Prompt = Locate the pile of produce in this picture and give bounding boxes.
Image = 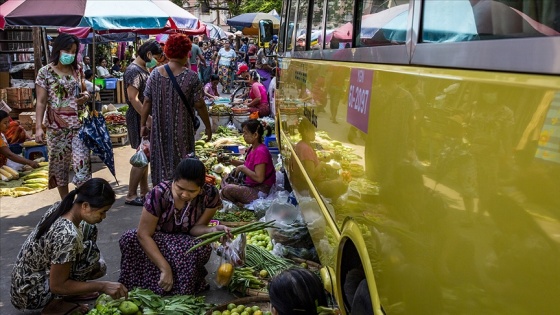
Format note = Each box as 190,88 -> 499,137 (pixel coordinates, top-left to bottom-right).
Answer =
227,266 -> 267,296
187,221 -> 276,254
246,230 -> 272,251
209,104 -> 232,116
87,288 -> 212,315
244,244 -> 294,278
210,302 -> 271,315
0,161 -> 49,197
213,210 -> 255,223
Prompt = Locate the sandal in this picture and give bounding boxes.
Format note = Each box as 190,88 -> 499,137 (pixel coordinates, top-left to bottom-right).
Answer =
125,196 -> 144,206
41,299 -> 89,315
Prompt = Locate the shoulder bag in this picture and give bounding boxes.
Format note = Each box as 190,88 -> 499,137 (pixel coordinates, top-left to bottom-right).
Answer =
163,64 -> 201,130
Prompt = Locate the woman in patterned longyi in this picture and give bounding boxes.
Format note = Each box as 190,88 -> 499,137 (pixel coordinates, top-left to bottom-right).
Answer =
10,178 -> 127,313
118,158 -> 230,295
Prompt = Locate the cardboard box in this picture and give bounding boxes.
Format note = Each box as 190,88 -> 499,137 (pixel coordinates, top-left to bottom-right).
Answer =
18,111 -> 36,131
0,72 -> 10,88
6,87 -> 33,109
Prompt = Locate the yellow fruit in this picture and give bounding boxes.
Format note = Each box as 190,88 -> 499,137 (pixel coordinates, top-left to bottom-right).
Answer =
0,168 -> 13,180
216,262 -> 234,286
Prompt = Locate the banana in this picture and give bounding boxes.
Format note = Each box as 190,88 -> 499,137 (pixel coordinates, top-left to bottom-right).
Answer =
24,183 -> 47,189
38,162 -> 49,167
22,171 -> 48,180
2,166 -> 19,179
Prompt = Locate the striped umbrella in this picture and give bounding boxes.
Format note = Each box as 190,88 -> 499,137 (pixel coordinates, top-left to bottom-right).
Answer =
0,0 -> 200,31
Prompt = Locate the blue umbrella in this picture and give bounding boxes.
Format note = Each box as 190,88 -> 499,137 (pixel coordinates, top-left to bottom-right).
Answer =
79,112 -> 118,184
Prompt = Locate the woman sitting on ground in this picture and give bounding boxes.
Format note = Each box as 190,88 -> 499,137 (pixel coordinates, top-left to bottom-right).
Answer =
119,158 -> 230,295
203,74 -> 221,103
239,69 -> 270,117
10,178 -> 127,314
220,119 -> 276,205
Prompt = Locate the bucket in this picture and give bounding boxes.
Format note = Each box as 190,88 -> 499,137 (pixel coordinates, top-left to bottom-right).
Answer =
232,113 -> 250,132
210,114 -> 231,132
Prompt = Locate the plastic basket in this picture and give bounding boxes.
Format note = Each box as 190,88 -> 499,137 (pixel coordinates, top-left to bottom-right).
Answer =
94,78 -> 105,89
105,78 -> 117,90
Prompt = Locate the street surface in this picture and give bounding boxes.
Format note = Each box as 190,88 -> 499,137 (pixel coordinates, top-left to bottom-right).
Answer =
0,144 -> 235,314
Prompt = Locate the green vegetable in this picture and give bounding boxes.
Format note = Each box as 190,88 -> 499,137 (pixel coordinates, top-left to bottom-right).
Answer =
245,244 -> 295,277
186,221 -> 276,254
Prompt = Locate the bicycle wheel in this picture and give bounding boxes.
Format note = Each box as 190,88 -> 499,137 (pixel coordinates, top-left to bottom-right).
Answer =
231,85 -> 251,101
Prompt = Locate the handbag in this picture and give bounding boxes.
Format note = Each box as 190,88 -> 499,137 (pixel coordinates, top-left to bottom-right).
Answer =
164,64 -> 201,130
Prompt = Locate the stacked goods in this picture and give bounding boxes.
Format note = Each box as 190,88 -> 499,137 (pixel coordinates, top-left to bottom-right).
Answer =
6,87 -> 33,109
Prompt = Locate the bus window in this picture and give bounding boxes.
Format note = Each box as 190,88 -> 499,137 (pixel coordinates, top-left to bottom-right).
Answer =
326,0 -> 355,49
358,3 -> 409,47
286,0 -> 298,51
278,0 -> 289,52
310,0 -> 326,50
422,0 -> 560,43
295,0 -> 309,51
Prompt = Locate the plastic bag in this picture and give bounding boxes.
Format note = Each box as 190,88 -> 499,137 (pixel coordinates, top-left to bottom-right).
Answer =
214,234 -> 246,267
215,246 -> 235,288
265,201 -> 314,249
129,141 -> 149,168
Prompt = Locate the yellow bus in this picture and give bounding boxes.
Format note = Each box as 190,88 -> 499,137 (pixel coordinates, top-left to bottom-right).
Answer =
271,0 -> 560,314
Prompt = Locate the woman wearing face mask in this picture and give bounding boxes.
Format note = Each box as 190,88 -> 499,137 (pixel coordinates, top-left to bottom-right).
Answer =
124,40 -> 163,206
119,158 -> 230,295
35,32 -> 92,199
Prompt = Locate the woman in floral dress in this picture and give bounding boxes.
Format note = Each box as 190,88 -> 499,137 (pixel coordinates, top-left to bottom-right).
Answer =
119,158 -> 229,295
140,33 -> 212,186
214,41 -> 237,93
35,33 -> 92,199
11,178 -> 127,313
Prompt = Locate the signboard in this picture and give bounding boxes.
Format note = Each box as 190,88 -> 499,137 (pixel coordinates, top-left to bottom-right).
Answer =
346,69 -> 373,133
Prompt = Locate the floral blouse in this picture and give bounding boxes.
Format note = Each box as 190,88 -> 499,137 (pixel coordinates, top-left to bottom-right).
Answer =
35,64 -> 84,130
144,181 -> 222,234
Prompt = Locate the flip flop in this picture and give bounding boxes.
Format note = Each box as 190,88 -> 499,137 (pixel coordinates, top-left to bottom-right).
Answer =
125,196 -> 144,206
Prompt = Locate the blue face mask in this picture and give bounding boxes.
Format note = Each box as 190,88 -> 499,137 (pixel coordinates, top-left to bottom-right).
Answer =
145,57 -> 157,69
59,52 -> 75,65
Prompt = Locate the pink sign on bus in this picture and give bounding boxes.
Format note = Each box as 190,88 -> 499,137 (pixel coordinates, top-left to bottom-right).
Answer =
346,68 -> 374,133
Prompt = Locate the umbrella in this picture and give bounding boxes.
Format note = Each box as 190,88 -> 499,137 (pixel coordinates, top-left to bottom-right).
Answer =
226,12 -> 279,35
79,111 -> 118,184
332,22 -> 353,42
204,22 -> 227,39
0,0 -> 200,31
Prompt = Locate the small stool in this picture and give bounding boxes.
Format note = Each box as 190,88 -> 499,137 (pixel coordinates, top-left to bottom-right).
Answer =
23,145 -> 49,162
264,135 -> 278,154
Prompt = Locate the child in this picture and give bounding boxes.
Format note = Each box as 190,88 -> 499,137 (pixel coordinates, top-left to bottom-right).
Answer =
0,110 -> 40,169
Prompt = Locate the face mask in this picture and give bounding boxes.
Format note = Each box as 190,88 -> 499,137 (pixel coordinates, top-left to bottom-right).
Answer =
146,58 -> 157,68
59,52 -> 75,65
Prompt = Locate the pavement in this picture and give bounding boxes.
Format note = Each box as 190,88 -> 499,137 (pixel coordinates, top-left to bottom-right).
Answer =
0,142 -> 236,314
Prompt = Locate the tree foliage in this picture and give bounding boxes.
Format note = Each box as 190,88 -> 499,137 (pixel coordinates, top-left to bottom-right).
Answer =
239,0 -> 281,15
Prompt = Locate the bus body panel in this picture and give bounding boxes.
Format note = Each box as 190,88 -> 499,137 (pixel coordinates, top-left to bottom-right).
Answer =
277,57 -> 560,313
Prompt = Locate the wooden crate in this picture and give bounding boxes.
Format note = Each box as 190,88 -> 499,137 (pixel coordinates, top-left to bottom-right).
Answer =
110,133 -> 128,146
6,87 -> 33,109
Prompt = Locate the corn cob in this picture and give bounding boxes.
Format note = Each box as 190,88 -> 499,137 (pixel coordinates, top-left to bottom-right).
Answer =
22,171 -> 48,180
24,178 -> 48,185
2,166 -> 19,179
38,162 -> 49,167
24,183 -> 47,189
0,168 -> 13,181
